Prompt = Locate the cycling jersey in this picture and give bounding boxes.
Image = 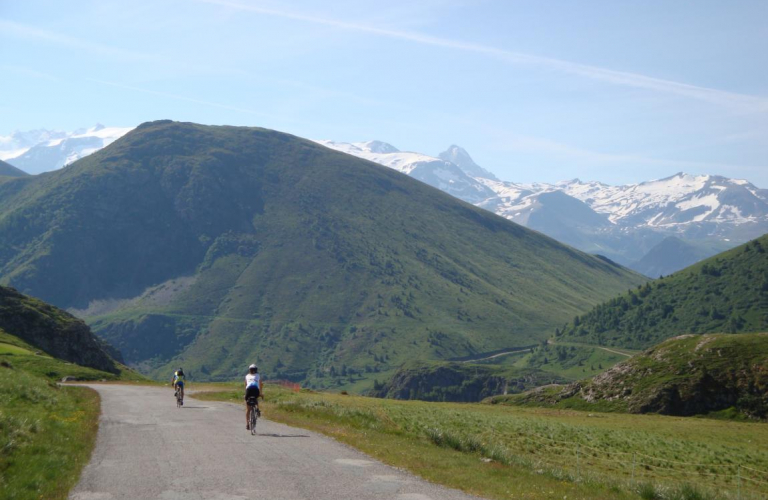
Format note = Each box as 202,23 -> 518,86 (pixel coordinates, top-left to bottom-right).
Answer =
245,373 -> 260,388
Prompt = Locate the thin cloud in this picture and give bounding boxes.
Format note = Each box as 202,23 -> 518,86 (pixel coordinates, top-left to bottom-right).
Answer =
0,64 -> 60,82
0,19 -> 155,62
199,0 -> 768,114
87,79 -> 274,117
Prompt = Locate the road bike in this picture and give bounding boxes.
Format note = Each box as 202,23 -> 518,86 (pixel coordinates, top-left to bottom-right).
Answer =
247,397 -> 259,434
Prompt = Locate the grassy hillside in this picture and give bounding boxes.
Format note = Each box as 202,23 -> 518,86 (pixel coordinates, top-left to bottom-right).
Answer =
368,360 -> 566,402
0,364 -> 100,500
491,333 -> 768,419
0,285 -> 119,373
197,384 -> 768,499
559,234 -> 768,349
0,120 -> 644,387
506,341 -> 636,380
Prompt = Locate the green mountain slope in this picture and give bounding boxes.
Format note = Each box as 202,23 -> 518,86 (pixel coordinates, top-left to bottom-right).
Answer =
0,285 -> 120,373
492,333 -> 768,418
0,159 -> 28,178
0,120 -> 645,386
559,234 -> 768,349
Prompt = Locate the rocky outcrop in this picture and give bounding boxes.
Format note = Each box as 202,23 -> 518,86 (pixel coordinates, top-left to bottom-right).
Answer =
512,334 -> 768,418
0,286 -> 119,373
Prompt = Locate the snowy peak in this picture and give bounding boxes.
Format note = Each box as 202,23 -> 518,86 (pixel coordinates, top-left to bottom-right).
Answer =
2,125 -> 134,174
439,145 -> 498,180
362,140 -> 399,154
315,139 -> 496,203
555,172 -> 768,227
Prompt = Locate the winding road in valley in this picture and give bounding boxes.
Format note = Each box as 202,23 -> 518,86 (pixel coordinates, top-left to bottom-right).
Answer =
69,385 -> 479,500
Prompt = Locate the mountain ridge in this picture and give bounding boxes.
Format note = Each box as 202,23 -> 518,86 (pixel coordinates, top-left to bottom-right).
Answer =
0,159 -> 28,177
7,126 -> 765,274
0,120 -> 644,387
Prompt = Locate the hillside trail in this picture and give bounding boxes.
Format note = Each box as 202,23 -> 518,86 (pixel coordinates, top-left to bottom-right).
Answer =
69,384 -> 480,500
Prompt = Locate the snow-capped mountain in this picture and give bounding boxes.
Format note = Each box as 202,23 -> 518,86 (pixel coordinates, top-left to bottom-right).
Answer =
3,125 -> 765,276
314,139 -> 768,274
555,175 -> 768,227
480,173 -> 768,232
438,145 -> 498,181
315,140 -> 496,203
1,125 -> 133,174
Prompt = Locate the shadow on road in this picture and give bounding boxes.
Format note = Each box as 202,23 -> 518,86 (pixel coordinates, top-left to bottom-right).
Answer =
257,433 -> 310,438
179,406 -> 210,409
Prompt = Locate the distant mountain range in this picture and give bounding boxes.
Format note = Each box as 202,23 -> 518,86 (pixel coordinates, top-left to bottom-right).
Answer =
0,125 -> 132,174
4,126 -> 766,274
318,140 -> 768,275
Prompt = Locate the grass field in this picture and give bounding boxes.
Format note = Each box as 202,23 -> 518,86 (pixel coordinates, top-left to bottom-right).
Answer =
196,384 -> 768,500
0,365 -> 100,500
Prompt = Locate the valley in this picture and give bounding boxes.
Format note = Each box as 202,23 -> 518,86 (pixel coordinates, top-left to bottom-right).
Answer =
4,4 -> 766,499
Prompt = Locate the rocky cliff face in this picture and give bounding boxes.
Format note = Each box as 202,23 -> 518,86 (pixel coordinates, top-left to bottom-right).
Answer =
0,286 -> 119,373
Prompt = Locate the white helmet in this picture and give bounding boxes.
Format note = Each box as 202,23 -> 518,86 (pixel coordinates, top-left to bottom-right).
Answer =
248,364 -> 257,370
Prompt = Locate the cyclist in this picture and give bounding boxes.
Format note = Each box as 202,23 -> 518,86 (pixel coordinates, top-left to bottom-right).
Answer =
171,367 -> 185,405
245,364 -> 263,429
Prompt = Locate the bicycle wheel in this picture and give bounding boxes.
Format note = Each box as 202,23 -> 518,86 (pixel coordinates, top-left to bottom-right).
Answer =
250,407 -> 257,435
177,390 -> 182,408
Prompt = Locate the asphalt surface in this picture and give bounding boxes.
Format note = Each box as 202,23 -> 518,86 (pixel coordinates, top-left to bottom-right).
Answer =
69,385 -> 481,500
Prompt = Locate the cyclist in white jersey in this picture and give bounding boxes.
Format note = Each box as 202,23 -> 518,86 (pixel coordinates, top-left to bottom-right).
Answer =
245,364 -> 263,429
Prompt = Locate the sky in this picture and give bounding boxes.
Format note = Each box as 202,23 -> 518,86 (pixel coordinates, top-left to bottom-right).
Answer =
1,0 -> 767,187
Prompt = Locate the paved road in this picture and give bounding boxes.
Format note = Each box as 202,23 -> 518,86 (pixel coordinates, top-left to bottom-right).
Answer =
70,385 -> 481,500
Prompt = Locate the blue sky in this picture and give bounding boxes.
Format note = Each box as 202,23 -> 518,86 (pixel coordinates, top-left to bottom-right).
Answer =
1,0 -> 767,186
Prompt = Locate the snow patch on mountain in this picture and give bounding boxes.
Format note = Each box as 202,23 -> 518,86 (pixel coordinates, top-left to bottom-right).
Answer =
2,125 -> 133,174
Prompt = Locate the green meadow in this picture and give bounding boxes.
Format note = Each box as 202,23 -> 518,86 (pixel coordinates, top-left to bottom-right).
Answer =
0,364 -> 100,500
197,384 -> 768,500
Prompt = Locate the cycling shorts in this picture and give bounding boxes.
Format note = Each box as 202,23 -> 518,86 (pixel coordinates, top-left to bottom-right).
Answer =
175,381 -> 185,388
245,386 -> 260,400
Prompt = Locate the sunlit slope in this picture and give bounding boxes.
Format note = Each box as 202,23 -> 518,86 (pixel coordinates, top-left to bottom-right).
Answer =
559,234 -> 768,349
0,120 -> 644,384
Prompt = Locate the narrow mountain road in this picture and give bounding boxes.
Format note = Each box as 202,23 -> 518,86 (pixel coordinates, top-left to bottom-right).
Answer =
69,385 -> 480,500
595,346 -> 632,358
